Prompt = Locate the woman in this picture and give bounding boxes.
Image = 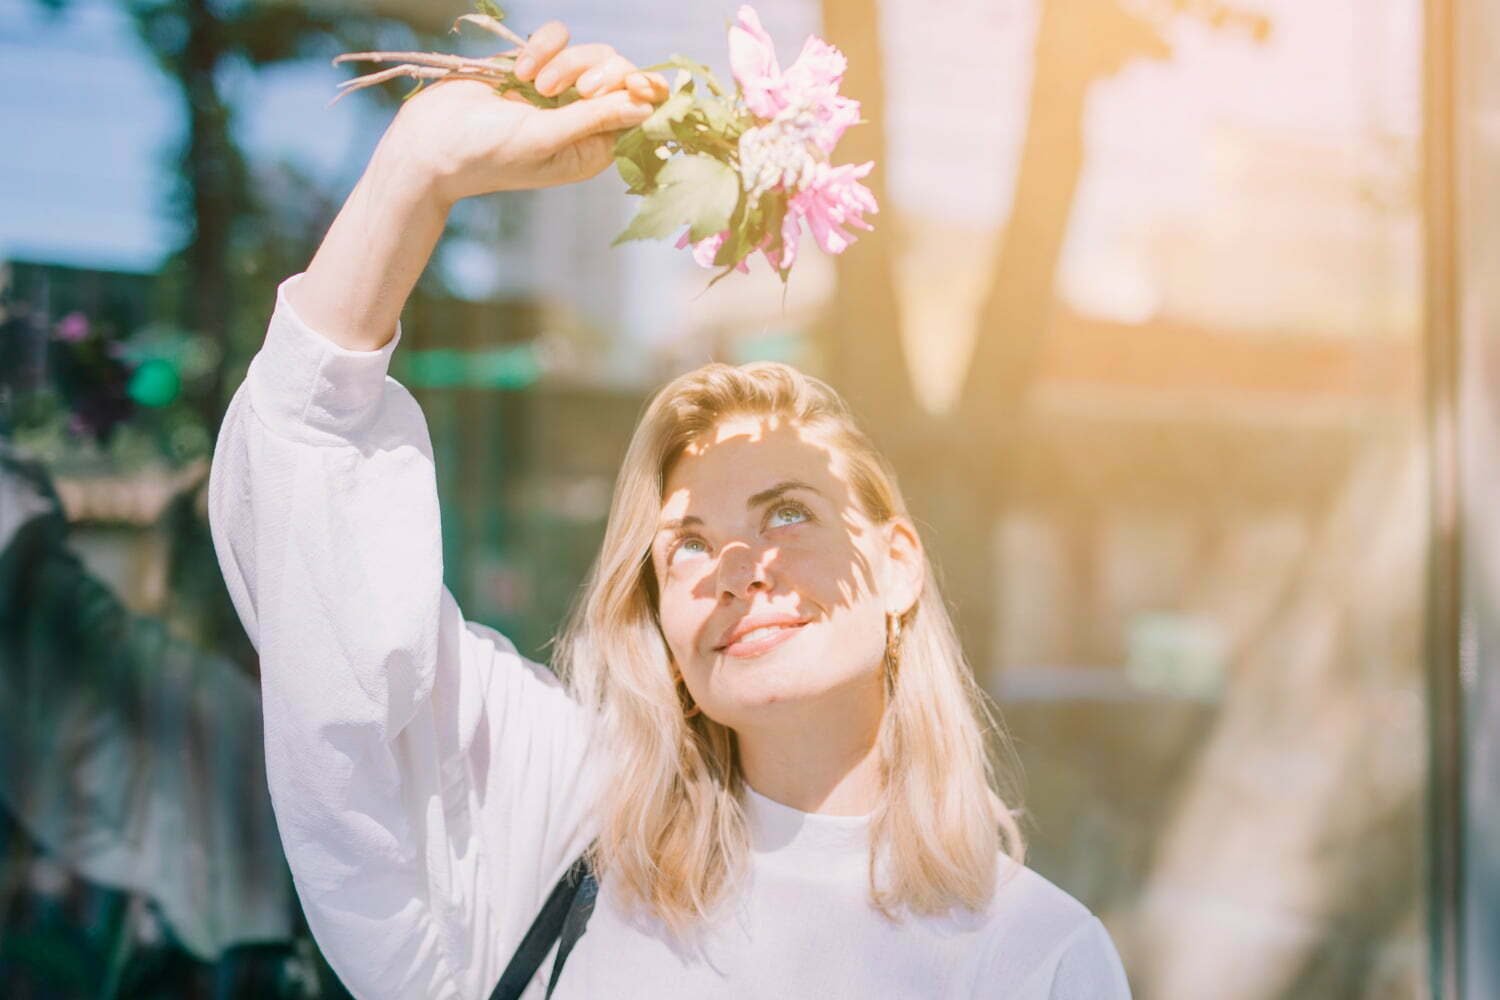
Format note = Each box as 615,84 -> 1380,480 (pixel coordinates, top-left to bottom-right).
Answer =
207,22 -> 1131,999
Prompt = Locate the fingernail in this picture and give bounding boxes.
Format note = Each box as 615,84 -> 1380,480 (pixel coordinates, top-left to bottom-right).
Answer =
535,68 -> 555,93
578,68 -> 602,94
515,55 -> 534,79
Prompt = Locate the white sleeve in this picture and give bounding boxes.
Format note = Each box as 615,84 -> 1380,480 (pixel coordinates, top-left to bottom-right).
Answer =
1044,917 -> 1132,999
207,272 -> 602,1000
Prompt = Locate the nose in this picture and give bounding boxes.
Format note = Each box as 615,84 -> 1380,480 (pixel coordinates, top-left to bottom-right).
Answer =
717,541 -> 771,601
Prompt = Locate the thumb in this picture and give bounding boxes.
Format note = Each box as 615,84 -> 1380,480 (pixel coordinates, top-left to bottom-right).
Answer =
537,90 -> 655,148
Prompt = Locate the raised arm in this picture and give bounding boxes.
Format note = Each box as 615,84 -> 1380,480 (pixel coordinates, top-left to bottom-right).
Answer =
288,20 -> 667,353
207,26 -> 664,1000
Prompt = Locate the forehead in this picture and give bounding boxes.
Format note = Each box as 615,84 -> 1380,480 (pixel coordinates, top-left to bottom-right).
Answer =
660,415 -> 849,517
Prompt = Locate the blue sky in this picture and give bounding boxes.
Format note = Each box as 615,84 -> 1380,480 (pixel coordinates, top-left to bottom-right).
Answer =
0,0 -> 380,272
1,0 -> 179,270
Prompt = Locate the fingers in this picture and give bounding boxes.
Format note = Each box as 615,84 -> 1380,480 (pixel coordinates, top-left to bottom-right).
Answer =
513,20 -> 568,82
513,20 -> 665,103
533,42 -> 617,97
626,71 -> 671,104
576,54 -> 637,98
538,89 -> 656,147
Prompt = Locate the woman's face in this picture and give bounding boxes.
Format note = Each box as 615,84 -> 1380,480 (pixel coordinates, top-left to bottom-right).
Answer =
649,414 -> 922,729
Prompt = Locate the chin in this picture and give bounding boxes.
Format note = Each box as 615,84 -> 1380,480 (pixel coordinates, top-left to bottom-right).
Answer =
709,663 -> 880,722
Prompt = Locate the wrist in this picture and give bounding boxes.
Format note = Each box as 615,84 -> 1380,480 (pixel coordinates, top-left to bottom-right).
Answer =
291,137 -> 453,353
368,123 -> 461,215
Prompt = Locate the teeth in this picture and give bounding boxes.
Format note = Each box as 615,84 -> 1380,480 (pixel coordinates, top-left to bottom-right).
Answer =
736,624 -> 798,645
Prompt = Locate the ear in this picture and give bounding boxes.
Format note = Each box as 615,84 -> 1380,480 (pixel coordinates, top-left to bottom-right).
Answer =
880,517 -> 925,617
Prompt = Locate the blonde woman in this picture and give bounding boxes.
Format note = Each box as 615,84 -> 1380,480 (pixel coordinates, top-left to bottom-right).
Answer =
208,22 -> 1130,1000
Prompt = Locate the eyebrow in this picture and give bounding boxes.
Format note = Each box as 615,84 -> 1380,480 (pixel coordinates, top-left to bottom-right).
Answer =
656,480 -> 823,536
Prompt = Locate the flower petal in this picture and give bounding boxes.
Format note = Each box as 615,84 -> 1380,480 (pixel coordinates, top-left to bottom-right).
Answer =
784,36 -> 847,95
678,227 -> 742,271
729,6 -> 785,119
762,201 -> 803,273
789,160 -> 878,256
811,94 -> 862,154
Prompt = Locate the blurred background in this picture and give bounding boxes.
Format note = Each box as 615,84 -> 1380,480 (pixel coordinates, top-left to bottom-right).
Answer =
0,0 -> 1492,996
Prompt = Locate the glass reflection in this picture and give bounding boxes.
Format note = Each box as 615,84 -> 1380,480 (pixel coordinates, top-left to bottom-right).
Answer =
0,0 -> 1438,995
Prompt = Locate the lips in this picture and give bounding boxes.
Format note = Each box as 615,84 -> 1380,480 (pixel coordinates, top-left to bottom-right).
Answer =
717,622 -> 807,658
714,614 -> 811,653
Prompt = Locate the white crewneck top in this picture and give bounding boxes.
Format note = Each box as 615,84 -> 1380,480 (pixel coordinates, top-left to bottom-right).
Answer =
207,273 -> 1132,999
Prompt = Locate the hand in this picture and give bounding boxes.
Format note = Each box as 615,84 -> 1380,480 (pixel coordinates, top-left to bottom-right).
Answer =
380,21 -> 670,207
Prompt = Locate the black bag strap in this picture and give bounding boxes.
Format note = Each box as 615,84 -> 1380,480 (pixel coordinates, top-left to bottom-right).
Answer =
488,847 -> 598,1000
545,857 -> 599,997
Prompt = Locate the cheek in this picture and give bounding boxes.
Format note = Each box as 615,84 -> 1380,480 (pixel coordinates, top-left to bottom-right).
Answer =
816,595 -> 887,664
783,535 -> 876,602
656,567 -> 717,655
792,539 -> 889,659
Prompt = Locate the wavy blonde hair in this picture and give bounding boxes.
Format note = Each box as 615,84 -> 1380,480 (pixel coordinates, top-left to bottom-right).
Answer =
553,361 -> 1025,938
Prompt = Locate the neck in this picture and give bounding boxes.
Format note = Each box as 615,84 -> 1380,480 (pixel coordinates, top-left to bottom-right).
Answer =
734,678 -> 885,816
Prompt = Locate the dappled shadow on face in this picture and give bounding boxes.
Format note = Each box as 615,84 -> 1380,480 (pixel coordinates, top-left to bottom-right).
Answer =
649,413 -> 888,676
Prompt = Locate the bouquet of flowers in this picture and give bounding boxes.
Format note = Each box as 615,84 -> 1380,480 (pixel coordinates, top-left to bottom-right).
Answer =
334,2 -> 877,284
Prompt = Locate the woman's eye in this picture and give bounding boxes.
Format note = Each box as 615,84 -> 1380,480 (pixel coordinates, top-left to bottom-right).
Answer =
674,537 -> 709,560
767,503 -> 810,528
669,504 -> 809,563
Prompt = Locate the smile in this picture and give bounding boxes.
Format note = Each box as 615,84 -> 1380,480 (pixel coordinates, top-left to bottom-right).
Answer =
718,622 -> 806,658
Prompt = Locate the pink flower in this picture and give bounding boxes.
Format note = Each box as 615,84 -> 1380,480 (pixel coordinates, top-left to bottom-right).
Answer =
728,5 -> 859,148
781,38 -> 860,151
782,36 -> 846,95
807,89 -> 862,155
675,7 -> 876,279
787,160 -> 877,256
762,203 -> 804,272
676,229 -> 750,273
54,311 -> 89,343
679,160 -> 878,274
728,7 -> 783,119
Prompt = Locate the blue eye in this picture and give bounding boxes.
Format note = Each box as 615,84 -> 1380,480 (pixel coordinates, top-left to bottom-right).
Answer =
767,502 -> 810,528
673,536 -> 709,560
668,502 -> 811,564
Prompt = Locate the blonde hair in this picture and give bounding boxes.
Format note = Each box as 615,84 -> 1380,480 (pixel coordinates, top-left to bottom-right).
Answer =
553,361 -> 1025,937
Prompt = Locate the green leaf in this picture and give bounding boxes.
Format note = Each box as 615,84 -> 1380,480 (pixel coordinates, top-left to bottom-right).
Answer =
764,193 -> 795,283
493,77 -> 575,108
714,193 -> 755,268
613,125 -> 653,162
612,126 -> 667,192
705,263 -> 744,290
474,0 -> 507,20
756,188 -> 788,259
614,154 -> 741,245
696,94 -> 739,135
641,90 -> 693,140
615,155 -> 647,191
644,54 -> 728,97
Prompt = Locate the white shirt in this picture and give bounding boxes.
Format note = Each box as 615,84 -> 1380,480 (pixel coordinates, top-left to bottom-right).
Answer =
207,272 -> 1133,999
